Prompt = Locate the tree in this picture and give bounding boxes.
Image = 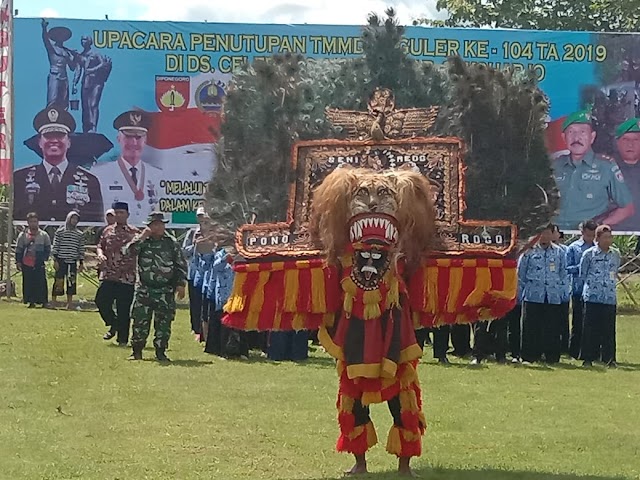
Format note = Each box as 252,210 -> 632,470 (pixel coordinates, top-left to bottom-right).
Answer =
207,8 -> 557,240
440,58 -> 558,233
206,9 -> 449,233
417,0 -> 640,32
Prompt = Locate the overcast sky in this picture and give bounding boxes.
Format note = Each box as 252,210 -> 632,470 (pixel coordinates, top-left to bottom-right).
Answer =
16,0 -> 443,25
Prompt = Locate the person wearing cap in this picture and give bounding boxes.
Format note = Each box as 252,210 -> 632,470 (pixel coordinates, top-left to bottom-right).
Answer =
95,208 -> 116,244
125,211 -> 187,362
95,202 -> 140,345
613,118 -> 640,232
553,108 -> 634,230
181,206 -> 210,339
92,110 -> 163,227
13,106 -> 104,222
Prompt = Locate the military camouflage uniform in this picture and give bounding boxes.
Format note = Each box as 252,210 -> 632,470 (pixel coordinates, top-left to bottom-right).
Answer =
126,230 -> 187,353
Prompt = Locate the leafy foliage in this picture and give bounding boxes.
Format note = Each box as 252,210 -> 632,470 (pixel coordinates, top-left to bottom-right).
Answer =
416,0 -> 640,32
440,57 -> 559,235
207,8 -> 557,239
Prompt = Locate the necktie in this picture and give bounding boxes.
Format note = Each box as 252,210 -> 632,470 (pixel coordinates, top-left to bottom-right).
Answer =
50,166 -> 61,189
130,167 -> 138,186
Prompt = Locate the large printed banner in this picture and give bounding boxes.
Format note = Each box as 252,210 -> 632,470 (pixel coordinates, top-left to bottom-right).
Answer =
0,1 -> 11,186
11,18 -> 640,231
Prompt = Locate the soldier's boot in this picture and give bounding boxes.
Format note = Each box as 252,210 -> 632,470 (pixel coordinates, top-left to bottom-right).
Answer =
155,348 -> 171,363
128,346 -> 143,361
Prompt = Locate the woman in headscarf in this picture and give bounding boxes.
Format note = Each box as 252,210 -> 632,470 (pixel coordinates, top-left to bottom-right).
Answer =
15,212 -> 51,308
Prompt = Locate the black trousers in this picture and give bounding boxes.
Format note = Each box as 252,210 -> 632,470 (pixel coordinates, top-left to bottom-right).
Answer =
95,280 -> 135,344
582,302 -> 616,364
569,296 -> 584,359
22,264 -> 48,305
204,303 -> 249,358
267,330 -> 309,361
187,281 -> 203,334
505,304 -> 522,358
433,324 -> 472,358
451,324 -> 472,356
415,328 -> 430,350
472,318 -> 508,361
522,301 -> 562,363
52,261 -> 78,296
353,395 -> 403,428
559,302 -> 570,354
432,325 -> 450,359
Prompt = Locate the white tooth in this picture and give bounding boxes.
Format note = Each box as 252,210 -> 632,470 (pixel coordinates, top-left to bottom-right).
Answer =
374,218 -> 380,227
357,222 -> 362,238
382,219 -> 389,229
386,225 -> 392,239
350,225 -> 355,241
367,218 -> 373,227
393,229 -> 398,240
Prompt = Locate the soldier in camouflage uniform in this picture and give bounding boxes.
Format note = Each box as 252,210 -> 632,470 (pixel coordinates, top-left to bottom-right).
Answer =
125,211 -> 187,362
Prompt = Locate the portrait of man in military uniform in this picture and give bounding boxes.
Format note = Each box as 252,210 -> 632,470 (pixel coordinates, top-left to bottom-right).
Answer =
613,118 -> 640,232
91,111 -> 163,227
13,106 -> 104,222
553,109 -> 634,230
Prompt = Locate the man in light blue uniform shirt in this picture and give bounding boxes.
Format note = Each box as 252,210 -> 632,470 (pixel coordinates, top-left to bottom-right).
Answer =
517,223 -> 568,364
552,226 -> 571,354
579,225 -> 620,368
181,207 -> 208,338
565,220 -> 597,359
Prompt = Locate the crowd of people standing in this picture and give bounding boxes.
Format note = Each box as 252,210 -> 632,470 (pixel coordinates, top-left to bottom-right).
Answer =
14,208 -> 624,368
423,221 -> 621,368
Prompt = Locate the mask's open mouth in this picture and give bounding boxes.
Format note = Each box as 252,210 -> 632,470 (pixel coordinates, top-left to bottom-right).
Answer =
347,213 -> 398,290
349,213 -> 398,244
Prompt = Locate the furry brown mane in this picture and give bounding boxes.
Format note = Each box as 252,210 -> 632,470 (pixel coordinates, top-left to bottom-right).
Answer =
309,166 -> 435,266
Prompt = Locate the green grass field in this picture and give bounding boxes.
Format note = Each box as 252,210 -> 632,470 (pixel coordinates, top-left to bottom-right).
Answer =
0,299 -> 639,480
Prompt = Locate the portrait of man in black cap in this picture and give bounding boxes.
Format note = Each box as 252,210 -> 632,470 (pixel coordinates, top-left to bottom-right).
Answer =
13,106 -> 104,222
92,110 -> 163,226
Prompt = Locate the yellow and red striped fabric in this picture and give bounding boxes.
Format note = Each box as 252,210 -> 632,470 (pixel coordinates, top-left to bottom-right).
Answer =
224,259 -> 341,331
223,257 -> 517,331
408,258 -> 517,328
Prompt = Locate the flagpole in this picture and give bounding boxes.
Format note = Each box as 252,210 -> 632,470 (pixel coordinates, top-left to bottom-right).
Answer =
2,0 -> 13,297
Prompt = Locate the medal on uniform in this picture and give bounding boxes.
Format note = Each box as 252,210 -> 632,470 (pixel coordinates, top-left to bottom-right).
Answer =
146,181 -> 157,206
67,172 -> 90,206
118,158 -> 145,202
25,167 -> 40,205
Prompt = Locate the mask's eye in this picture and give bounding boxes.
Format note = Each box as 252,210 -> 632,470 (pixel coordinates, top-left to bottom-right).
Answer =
357,187 -> 369,197
371,252 -> 382,260
360,251 -> 371,259
377,186 -> 390,196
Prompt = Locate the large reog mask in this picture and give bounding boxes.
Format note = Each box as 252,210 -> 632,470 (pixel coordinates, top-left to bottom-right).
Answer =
309,166 -> 436,270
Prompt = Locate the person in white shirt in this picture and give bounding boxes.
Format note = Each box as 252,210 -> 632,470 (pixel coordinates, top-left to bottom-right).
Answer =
92,110 -> 163,227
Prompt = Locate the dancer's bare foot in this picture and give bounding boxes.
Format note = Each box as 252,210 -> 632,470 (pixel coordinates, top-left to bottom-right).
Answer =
344,454 -> 367,475
398,457 -> 416,477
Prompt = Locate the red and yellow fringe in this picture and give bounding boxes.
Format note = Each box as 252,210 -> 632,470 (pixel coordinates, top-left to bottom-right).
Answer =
336,360 -> 425,457
223,257 -> 516,331
408,258 -> 517,328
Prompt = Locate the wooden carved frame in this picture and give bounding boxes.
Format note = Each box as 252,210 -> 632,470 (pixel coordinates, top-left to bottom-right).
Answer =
236,136 -> 516,259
